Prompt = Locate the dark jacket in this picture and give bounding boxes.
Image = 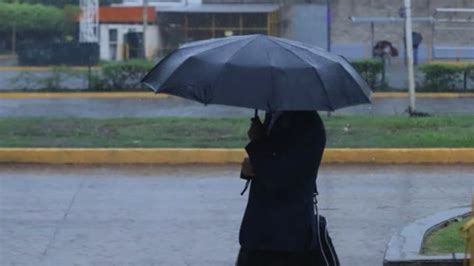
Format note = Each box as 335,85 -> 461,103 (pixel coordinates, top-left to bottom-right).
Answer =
239,111 -> 326,252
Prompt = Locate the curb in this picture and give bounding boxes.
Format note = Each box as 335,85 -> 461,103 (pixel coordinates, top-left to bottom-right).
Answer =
384,207 -> 471,266
0,148 -> 473,164
0,92 -> 473,99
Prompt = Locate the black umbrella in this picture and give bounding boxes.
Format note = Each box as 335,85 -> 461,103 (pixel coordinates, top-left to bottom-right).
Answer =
142,34 -> 371,112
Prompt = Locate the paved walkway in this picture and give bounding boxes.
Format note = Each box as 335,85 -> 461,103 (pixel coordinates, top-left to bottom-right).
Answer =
1,164 -> 472,265
1,97 -> 474,118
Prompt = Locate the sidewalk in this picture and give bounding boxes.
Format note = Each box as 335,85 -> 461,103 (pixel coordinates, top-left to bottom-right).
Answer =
1,164 -> 472,266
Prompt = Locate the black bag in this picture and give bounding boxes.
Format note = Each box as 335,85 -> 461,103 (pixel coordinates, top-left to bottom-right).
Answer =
312,193 -> 340,266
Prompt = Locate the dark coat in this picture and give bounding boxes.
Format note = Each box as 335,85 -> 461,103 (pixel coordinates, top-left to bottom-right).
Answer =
239,111 -> 326,252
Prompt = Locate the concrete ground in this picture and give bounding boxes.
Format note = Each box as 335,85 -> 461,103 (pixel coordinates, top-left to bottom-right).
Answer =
1,96 -> 474,118
1,164 -> 472,266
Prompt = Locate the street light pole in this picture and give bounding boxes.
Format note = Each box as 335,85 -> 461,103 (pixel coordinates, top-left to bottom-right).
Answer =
404,0 -> 416,114
143,0 -> 149,59
326,0 -> 331,52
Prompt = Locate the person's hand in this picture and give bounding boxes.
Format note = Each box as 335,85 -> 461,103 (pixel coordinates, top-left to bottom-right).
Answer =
241,157 -> 255,177
247,116 -> 265,141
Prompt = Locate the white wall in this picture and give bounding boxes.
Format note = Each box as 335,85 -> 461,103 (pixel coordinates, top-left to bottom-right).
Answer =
99,23 -> 160,61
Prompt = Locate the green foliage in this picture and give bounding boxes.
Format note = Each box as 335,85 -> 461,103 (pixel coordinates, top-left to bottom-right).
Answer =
91,60 -> 154,91
38,66 -> 81,91
63,4 -> 81,37
419,64 -> 465,91
9,66 -> 82,91
351,59 -> 384,90
8,61 -> 154,91
0,116 -> 473,148
423,217 -> 468,254
0,2 -> 65,33
419,63 -> 474,92
8,71 -> 38,90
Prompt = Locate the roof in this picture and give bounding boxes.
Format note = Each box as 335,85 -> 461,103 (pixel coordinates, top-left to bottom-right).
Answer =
99,7 -> 156,23
157,3 -> 281,14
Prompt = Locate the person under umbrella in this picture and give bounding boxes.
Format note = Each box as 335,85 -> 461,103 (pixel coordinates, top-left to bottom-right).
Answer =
237,111 -> 338,266
142,34 -> 370,266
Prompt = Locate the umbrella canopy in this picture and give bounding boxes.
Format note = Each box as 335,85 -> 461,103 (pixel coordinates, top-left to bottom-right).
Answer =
142,34 -> 371,112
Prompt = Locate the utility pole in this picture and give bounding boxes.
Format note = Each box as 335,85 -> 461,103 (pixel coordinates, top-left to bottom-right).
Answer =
326,0 -> 331,51
11,0 -> 18,54
143,0 -> 149,59
404,0 -> 416,114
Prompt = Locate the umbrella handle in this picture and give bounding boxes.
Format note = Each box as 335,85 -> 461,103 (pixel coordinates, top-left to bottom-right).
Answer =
254,109 -> 258,119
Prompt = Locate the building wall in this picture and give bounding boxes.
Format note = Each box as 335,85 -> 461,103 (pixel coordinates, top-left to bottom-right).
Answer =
330,0 -> 474,60
281,4 -> 328,49
99,24 -> 160,61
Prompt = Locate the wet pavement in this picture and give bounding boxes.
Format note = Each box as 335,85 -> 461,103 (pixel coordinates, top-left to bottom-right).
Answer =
1,164 -> 473,266
1,96 -> 474,118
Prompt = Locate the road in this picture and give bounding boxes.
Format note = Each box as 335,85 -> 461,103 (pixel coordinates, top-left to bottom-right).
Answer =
1,164 -> 473,265
1,96 -> 474,118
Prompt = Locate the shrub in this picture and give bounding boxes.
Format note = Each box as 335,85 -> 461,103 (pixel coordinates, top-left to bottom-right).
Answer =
9,65 -> 81,91
419,64 -> 464,91
90,60 -> 154,91
351,59 -> 384,90
38,66 -> 81,91
419,63 -> 474,92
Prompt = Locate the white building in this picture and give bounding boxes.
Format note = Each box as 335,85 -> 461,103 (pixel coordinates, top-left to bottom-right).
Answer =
98,6 -> 160,61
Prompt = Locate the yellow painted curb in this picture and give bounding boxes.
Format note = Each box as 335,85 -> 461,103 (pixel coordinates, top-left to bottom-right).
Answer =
0,92 -> 171,99
1,92 -> 473,99
0,148 -> 245,164
0,148 -> 473,164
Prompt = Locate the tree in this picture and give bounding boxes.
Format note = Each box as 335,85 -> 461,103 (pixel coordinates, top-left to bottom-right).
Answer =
0,2 -> 65,52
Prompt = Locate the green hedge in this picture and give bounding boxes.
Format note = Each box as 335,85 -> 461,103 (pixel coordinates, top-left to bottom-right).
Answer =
8,60 -> 154,91
419,63 -> 474,92
351,59 -> 384,90
9,65 -> 82,91
90,59 -> 154,91
0,2 -> 65,33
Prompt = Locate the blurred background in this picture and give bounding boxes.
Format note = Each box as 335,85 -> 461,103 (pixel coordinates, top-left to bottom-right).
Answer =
0,0 -> 473,92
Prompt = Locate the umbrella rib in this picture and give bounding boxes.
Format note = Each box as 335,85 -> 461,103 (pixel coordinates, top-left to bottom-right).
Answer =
274,38 -> 371,103
337,56 -> 372,103
179,35 -> 249,50
157,39 -> 250,91
273,37 -> 341,64
142,37 -> 246,85
211,35 -> 261,97
267,38 -> 335,111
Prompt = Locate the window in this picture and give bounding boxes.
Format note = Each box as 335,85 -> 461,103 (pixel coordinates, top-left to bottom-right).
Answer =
109,29 -> 118,43
109,29 -> 118,60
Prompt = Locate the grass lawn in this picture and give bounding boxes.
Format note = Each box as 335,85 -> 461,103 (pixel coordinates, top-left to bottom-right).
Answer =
423,217 -> 469,255
0,115 -> 473,148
